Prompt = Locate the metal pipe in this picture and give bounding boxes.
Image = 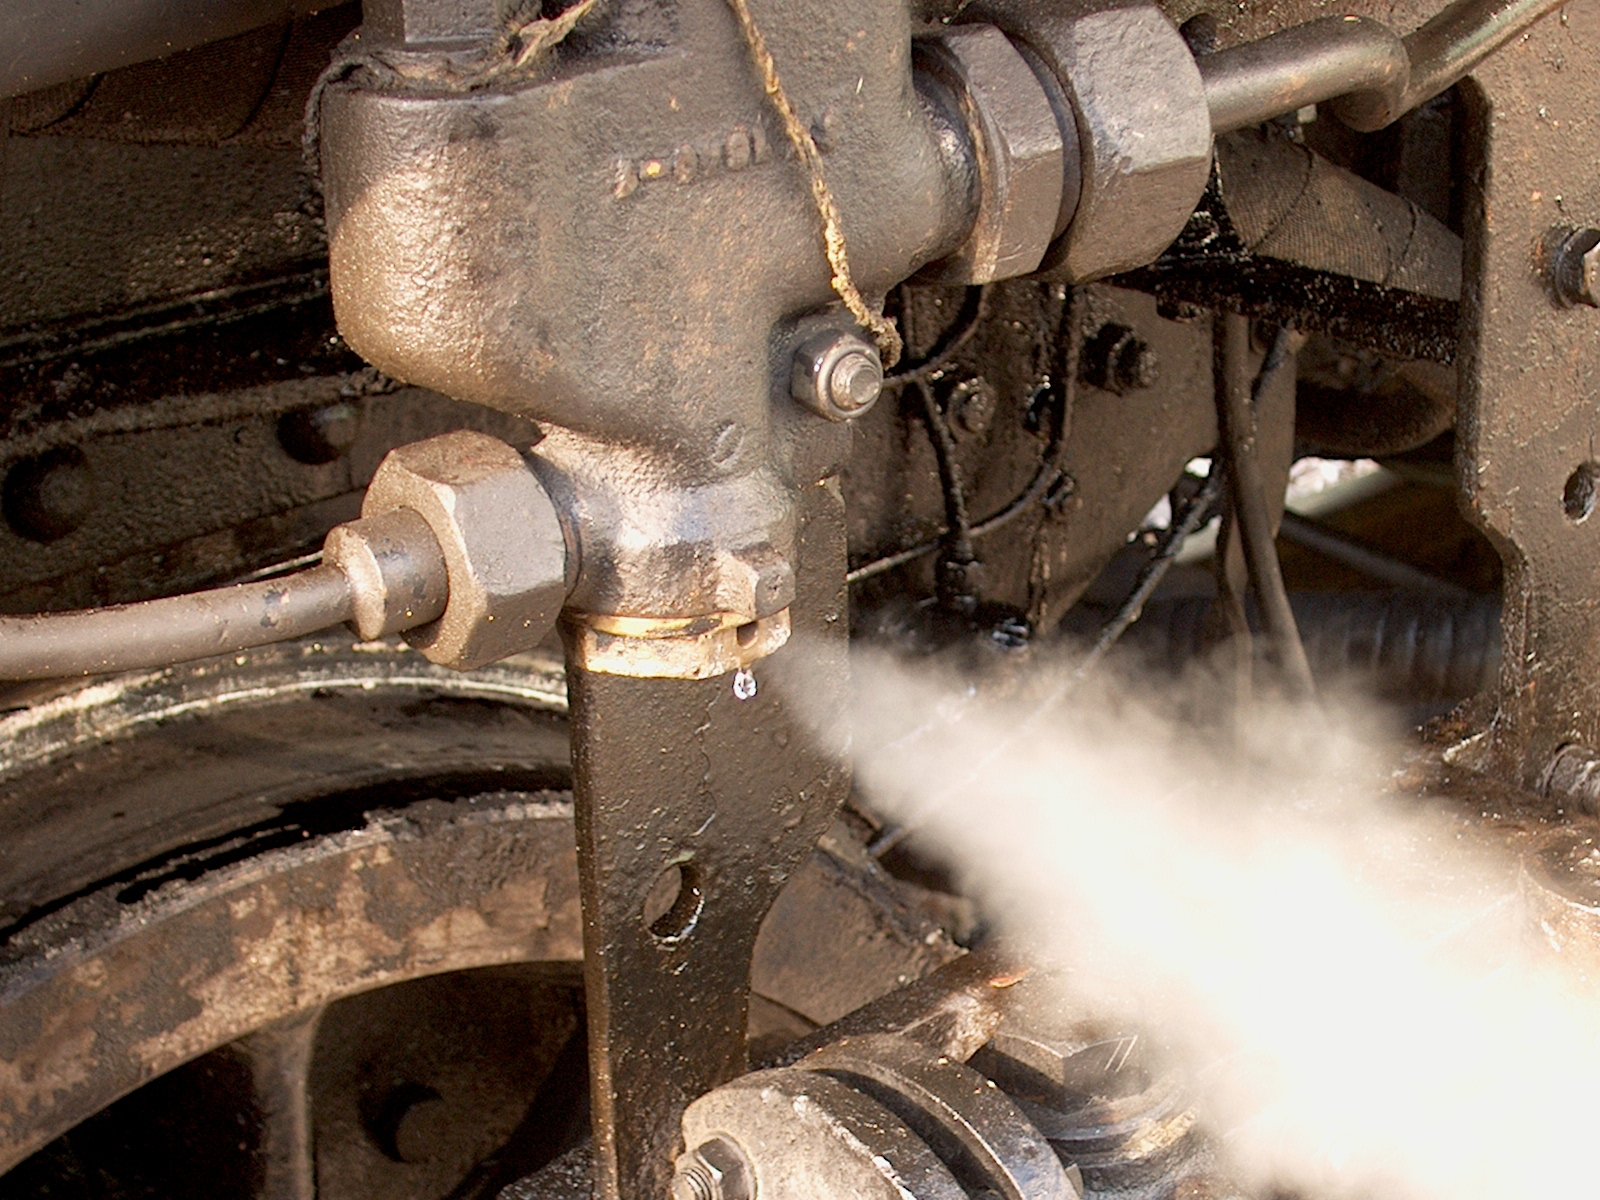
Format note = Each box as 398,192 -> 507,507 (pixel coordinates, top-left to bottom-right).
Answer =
1199,0 -> 1566,134
1201,16 -> 1407,134
1338,0 -> 1566,128
0,565 -> 355,681
1,0 -> 333,99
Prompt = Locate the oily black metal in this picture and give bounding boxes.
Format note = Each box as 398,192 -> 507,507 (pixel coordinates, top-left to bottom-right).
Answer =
1118,134 -> 1462,364
0,283 -> 531,615
1454,1 -> 1600,788
564,482 -> 851,1200
846,282 -> 1220,638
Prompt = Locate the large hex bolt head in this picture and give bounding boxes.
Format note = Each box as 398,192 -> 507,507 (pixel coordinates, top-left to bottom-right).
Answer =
792,332 -> 884,421
1554,227 -> 1600,308
972,3 -> 1213,282
361,430 -> 569,670
916,23 -> 1070,283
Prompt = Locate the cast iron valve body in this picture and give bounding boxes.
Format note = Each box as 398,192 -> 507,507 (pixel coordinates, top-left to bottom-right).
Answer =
317,0 -> 988,674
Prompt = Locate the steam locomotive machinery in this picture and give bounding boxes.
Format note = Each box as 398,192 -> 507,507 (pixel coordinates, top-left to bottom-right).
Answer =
0,0 -> 1597,1196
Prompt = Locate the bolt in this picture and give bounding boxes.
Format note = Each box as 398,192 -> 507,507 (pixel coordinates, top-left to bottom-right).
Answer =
3,447 -> 96,543
278,401 -> 363,465
672,1161 -> 716,1200
791,331 -> 884,421
670,1138 -> 753,1200
1083,324 -> 1160,395
1553,227 -> 1600,307
990,612 -> 1032,650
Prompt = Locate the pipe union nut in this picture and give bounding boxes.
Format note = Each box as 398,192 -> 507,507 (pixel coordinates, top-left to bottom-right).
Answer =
916,23 -> 1069,283
975,3 -> 1212,281
362,430 -> 569,670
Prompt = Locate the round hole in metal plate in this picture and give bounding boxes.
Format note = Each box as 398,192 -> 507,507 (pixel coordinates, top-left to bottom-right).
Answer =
643,860 -> 704,942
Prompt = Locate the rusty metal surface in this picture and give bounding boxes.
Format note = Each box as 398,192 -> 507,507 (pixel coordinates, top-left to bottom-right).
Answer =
0,790 -> 587,1175
1453,0 -> 1600,787
0,637 -> 951,1184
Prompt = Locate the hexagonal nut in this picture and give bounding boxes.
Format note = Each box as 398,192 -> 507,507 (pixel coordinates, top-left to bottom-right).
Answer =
792,331 -> 884,421
714,542 -> 796,620
672,1137 -> 754,1200
972,991 -> 1152,1110
917,24 -> 1069,283
973,4 -> 1212,281
362,430 -> 569,670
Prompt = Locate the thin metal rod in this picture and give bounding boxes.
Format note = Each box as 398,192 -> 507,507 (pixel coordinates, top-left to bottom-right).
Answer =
1199,0 -> 1566,134
1216,316 -> 1315,697
1075,465 -> 1225,679
0,565 -> 354,681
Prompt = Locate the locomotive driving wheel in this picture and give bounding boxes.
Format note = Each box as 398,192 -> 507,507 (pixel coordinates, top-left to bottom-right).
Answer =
0,641 -> 951,1200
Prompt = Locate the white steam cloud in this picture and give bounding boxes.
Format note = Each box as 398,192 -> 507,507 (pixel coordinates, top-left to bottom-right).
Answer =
834,649 -> 1600,1200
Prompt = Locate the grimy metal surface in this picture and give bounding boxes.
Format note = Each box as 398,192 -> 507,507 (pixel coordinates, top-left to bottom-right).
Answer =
0,792 -> 587,1176
0,0 -> 336,97
565,480 -> 851,1200
318,1 -> 950,1193
1455,0 -> 1600,787
0,636 -> 949,1184
318,0 -> 973,628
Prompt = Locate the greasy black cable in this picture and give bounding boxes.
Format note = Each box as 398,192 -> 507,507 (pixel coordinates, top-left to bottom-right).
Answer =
884,286 -> 987,384
1075,463 -> 1227,678
1218,316 -> 1316,696
910,376 -> 980,608
848,287 -> 1078,586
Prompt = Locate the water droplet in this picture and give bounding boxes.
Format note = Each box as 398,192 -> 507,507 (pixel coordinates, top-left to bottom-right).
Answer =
733,668 -> 757,701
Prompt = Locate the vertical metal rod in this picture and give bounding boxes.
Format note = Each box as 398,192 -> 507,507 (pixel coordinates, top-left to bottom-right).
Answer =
566,481 -> 850,1200
233,1008 -> 323,1200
